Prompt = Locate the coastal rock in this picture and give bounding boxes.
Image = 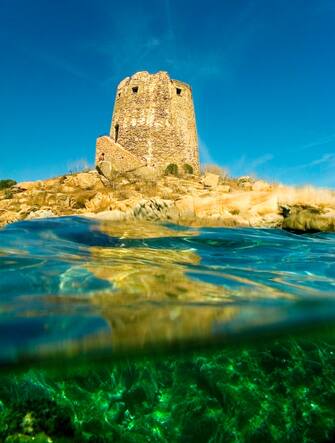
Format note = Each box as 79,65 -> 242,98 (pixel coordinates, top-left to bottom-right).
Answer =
252,180 -> 272,192
239,181 -> 253,191
84,192 -> 114,212
26,209 -> 56,220
133,198 -> 174,220
218,184 -> 231,193
203,173 -> 220,188
98,161 -> 112,178
60,184 -> 77,193
62,172 -> 102,190
18,203 -> 32,214
86,209 -> 129,221
0,210 -> 21,225
76,171 -> 102,189
55,193 -> 72,209
262,213 -> 283,227
15,181 -> 42,191
175,195 -> 195,219
0,170 -> 334,232
193,196 -> 221,218
251,194 -> 278,216
282,207 -> 335,232
43,177 -> 61,189
26,190 -> 47,206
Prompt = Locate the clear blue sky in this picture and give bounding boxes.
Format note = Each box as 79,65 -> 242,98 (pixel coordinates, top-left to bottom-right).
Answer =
1,0 -> 334,186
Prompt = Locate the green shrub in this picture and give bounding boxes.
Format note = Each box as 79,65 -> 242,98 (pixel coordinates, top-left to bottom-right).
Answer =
4,190 -> 13,199
165,163 -> 179,176
182,164 -> 193,175
0,179 -> 16,190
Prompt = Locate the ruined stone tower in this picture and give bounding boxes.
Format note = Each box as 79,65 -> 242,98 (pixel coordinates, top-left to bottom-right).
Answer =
96,71 -> 200,174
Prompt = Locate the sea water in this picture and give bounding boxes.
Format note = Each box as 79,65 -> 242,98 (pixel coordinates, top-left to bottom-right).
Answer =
0,217 -> 334,442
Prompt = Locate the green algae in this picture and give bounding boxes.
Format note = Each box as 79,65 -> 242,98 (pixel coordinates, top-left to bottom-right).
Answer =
1,337 -> 335,442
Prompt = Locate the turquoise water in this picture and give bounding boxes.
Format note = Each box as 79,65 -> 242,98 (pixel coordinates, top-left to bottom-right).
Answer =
0,217 -> 335,441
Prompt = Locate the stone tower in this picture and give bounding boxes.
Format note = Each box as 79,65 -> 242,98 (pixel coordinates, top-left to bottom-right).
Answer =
96,71 -> 200,174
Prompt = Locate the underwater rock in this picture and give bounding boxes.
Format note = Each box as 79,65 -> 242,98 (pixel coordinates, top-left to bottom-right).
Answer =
2,339 -> 335,442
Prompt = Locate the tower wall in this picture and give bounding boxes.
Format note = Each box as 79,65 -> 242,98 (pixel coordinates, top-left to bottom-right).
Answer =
108,71 -> 199,174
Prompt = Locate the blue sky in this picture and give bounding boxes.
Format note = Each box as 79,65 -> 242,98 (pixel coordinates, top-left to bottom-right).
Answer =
0,0 -> 334,186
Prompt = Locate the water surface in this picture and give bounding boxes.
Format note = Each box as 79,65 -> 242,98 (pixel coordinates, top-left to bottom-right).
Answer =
0,216 -> 334,366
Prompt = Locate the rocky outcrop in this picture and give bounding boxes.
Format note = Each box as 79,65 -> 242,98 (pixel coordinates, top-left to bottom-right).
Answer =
26,209 -> 56,220
133,198 -> 175,221
282,206 -> 335,232
203,172 -> 220,188
0,170 -> 334,232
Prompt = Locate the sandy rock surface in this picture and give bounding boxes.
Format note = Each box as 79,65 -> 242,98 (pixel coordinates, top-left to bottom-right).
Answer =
0,170 -> 334,232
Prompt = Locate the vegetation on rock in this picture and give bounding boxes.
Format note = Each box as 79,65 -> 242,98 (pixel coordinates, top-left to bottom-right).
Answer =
3,190 -> 14,200
182,163 -> 193,175
0,179 -> 17,190
0,170 -> 334,232
0,338 -> 335,442
165,163 -> 179,176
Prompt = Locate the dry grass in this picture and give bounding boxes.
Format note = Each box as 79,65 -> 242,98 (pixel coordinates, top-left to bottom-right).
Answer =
114,189 -> 132,201
276,185 -> 335,209
201,163 -> 230,178
72,190 -> 97,209
133,180 -> 160,197
160,191 -> 182,201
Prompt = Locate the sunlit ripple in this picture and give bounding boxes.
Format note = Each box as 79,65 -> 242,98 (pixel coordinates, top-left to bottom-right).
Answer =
0,216 -> 334,365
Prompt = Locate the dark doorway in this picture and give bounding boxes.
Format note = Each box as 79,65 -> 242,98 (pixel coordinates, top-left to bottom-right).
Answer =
176,88 -> 182,95
115,124 -> 119,142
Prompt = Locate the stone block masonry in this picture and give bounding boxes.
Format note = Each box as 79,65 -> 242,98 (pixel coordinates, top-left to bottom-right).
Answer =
96,71 -> 200,174
96,136 -> 146,173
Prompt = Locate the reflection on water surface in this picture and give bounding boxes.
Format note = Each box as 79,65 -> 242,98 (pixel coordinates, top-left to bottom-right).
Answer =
0,217 -> 334,365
